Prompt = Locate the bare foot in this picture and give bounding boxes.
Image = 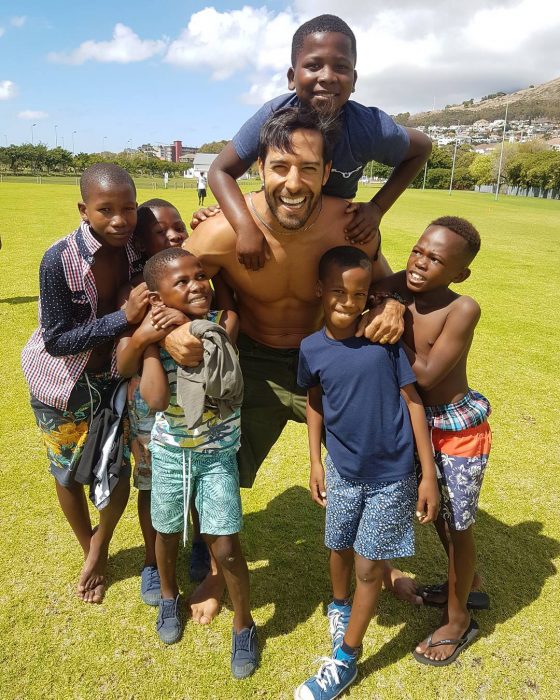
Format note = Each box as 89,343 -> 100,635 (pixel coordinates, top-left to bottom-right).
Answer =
188,571 -> 225,624
415,616 -> 472,662
383,564 -> 423,605
77,532 -> 108,604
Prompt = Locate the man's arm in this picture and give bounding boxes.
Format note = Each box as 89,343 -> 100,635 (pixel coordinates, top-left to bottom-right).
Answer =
306,384 -> 326,508
403,297 -> 480,391
345,127 -> 432,243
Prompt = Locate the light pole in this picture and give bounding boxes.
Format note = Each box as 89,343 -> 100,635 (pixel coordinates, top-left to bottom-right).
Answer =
102,135 -> 108,152
127,139 -> 132,158
31,123 -> 37,145
495,100 -> 509,201
54,124 -> 58,147
448,122 -> 460,195
72,131 -> 77,155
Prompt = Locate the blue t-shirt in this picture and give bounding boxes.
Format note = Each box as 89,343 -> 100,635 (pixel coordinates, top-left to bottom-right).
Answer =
232,93 -> 409,200
297,329 -> 416,483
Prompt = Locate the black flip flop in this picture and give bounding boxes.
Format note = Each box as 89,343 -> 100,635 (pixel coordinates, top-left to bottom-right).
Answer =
413,619 -> 479,666
418,583 -> 490,610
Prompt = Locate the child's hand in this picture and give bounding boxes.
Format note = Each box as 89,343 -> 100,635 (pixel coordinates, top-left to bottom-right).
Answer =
236,222 -> 270,271
151,306 -> 188,330
124,282 -> 150,324
190,204 -> 221,230
344,201 -> 382,245
309,461 -> 327,508
135,310 -> 168,344
416,474 -> 440,524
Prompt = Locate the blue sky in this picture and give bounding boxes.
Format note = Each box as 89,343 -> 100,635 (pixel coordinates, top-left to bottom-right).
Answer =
2,0 -> 559,153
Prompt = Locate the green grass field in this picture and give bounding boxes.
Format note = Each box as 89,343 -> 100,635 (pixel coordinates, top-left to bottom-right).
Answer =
0,182 -> 559,699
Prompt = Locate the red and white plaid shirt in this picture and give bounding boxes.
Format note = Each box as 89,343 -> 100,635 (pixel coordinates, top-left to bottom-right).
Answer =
22,222 -> 143,409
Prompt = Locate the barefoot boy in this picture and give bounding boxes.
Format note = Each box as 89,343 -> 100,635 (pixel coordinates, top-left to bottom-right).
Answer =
295,246 -> 439,699
22,163 -> 147,603
372,216 -> 491,665
134,248 -> 258,678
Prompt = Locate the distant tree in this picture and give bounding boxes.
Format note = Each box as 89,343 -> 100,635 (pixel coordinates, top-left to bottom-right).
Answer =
469,155 -> 494,185
198,140 -> 228,154
45,147 -> 73,174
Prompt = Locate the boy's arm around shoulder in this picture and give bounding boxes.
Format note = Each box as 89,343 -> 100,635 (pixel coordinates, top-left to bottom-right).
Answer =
139,344 -> 170,411
406,295 -> 481,391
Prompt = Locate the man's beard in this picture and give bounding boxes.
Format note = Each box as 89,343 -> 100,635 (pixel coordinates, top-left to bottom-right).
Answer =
263,185 -> 320,231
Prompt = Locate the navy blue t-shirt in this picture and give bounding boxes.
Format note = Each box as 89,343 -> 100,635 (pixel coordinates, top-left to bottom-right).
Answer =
232,93 -> 409,200
297,329 -> 416,483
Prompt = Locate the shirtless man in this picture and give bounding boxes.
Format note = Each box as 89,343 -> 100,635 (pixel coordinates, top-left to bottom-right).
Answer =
162,108 -> 412,621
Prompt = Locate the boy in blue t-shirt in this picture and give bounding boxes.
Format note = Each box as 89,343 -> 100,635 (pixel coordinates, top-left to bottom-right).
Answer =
295,246 -> 439,700
200,14 -> 431,270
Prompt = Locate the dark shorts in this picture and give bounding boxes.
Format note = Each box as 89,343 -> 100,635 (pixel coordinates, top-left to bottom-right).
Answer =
198,188 -> 206,198
236,333 -> 306,487
30,372 -> 131,488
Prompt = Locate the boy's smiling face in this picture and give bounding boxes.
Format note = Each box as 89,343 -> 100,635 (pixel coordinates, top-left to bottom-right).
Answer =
406,226 -> 471,294
319,263 -> 371,339
288,31 -> 357,113
150,255 -> 212,319
78,183 -> 137,247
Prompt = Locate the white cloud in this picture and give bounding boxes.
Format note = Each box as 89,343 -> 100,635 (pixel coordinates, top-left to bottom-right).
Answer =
48,23 -> 166,64
10,16 -> 27,28
18,110 -> 48,120
0,80 -> 17,100
165,1 -> 560,114
0,27 -> 5,38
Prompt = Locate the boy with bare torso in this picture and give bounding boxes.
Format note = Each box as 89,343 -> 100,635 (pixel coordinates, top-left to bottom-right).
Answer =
372,216 -> 491,665
22,163 -> 148,603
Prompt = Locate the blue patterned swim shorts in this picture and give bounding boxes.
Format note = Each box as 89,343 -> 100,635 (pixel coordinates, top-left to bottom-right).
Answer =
150,442 -> 242,538
324,455 -> 416,561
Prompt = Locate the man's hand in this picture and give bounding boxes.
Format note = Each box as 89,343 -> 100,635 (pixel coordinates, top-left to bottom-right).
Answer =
151,305 -> 188,330
309,461 -> 327,507
344,201 -> 382,244
236,222 -> 270,271
190,204 -> 221,230
416,474 -> 440,525
356,298 -> 405,344
161,322 -> 204,367
124,282 -> 149,324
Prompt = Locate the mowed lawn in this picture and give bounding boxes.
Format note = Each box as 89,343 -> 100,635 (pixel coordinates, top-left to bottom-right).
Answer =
0,182 -> 559,700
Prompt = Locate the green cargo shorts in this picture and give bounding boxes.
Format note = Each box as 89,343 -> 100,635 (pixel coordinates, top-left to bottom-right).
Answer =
236,333 -> 307,487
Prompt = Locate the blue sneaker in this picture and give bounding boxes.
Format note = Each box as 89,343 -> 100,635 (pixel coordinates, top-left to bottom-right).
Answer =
327,601 -> 352,654
294,655 -> 358,700
231,623 -> 259,679
140,565 -> 161,606
156,595 -> 182,644
188,540 -> 211,583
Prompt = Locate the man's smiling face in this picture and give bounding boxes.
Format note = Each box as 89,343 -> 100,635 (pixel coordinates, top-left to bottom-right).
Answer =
258,128 -> 331,231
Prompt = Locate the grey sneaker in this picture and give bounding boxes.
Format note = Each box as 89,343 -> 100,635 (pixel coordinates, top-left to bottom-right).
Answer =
231,623 -> 259,679
156,595 -> 182,644
140,565 -> 161,606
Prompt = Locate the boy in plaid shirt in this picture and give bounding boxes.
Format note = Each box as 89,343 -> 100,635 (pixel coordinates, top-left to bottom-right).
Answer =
372,216 -> 491,666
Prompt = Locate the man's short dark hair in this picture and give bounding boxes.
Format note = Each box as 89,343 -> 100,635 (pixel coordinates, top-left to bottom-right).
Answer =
80,162 -> 136,201
143,248 -> 193,291
258,107 -> 338,165
430,216 -> 481,261
319,246 -> 372,281
139,198 -> 178,211
291,14 -> 357,66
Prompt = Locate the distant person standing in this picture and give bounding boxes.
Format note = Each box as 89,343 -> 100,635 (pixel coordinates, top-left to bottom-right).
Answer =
197,172 -> 207,206
163,171 -> 169,189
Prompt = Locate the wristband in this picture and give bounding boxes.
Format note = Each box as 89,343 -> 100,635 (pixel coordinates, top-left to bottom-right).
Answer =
368,291 -> 407,307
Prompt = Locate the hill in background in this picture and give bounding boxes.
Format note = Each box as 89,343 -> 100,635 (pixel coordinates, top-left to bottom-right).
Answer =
396,76 -> 560,127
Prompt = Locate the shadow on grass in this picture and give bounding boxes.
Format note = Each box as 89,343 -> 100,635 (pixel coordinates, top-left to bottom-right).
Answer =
363,510 -> 559,673
0,295 -> 39,304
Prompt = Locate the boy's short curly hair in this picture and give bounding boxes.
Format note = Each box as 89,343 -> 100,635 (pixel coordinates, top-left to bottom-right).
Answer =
143,248 -> 193,292
80,162 -> 136,201
291,14 -> 357,66
318,246 -> 372,281
430,216 -> 481,260
139,198 -> 178,211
